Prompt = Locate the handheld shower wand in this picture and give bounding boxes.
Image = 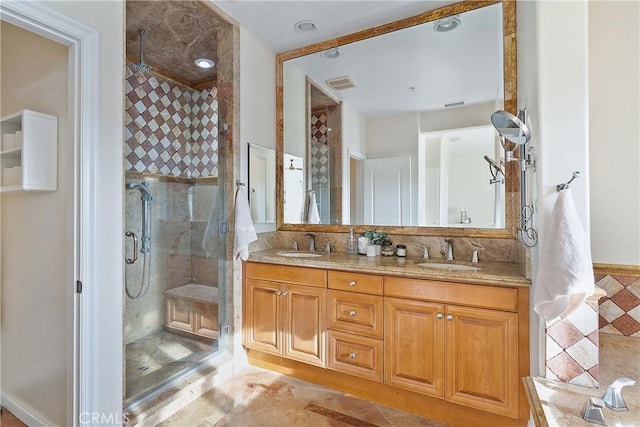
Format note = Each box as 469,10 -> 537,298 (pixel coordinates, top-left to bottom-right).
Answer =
125,181 -> 153,299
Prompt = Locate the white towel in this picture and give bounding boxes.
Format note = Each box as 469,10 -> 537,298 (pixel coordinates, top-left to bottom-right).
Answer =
233,187 -> 257,261
307,191 -> 320,224
534,189 -> 594,322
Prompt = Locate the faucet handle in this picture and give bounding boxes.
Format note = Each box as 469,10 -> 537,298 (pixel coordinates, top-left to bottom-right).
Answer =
582,397 -> 607,426
415,245 -> 429,259
602,377 -> 636,411
325,241 -> 334,253
471,247 -> 486,263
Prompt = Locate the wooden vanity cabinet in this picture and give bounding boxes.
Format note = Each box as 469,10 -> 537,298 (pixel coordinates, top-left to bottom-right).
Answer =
244,261 -> 530,425
327,271 -> 384,382
244,262 -> 327,367
385,276 -> 520,418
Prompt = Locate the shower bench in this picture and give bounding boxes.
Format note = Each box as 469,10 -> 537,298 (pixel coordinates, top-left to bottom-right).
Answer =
164,284 -> 219,340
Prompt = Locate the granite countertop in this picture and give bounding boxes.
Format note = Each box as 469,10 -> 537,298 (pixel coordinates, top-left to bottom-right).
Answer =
248,249 -> 530,287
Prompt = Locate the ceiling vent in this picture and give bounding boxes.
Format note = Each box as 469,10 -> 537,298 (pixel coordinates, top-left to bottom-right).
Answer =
326,76 -> 356,91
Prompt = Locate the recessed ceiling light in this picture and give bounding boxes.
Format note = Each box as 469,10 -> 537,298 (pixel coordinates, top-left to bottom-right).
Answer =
294,20 -> 318,33
434,16 -> 461,32
194,58 -> 215,69
321,48 -> 341,59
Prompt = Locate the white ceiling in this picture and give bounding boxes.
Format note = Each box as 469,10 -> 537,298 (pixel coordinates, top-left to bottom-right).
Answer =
213,1 -> 504,117
213,1 -> 459,53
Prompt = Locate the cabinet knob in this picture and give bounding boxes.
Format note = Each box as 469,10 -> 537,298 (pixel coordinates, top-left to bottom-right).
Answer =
446,314 -> 454,321
349,280 -> 356,287
276,290 -> 282,296
349,352 -> 357,359
436,313 -> 443,319
349,310 -> 357,317
282,290 -> 289,296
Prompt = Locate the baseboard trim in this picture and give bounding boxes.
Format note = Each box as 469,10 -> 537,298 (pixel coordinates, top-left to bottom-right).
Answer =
593,263 -> 640,277
1,390 -> 57,427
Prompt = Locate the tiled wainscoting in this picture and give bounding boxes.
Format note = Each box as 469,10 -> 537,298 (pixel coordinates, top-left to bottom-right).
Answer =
595,272 -> 640,337
544,265 -> 640,388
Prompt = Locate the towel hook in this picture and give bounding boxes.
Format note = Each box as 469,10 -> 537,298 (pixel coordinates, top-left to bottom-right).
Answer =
557,171 -> 581,192
235,180 -> 246,187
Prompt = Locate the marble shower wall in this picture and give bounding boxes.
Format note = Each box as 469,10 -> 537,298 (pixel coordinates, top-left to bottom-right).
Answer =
125,176 -> 221,344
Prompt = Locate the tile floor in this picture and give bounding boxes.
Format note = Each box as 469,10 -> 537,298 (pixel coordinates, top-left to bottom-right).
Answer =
126,330 -> 218,404
159,367 -> 445,427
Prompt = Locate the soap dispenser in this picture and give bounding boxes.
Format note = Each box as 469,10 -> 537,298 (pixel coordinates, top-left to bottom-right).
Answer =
347,227 -> 358,255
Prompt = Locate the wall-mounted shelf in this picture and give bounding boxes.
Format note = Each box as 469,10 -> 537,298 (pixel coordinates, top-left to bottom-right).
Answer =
0,109 -> 58,192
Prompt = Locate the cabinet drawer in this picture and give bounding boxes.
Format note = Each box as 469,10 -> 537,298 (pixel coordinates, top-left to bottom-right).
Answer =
328,290 -> 383,338
328,330 -> 383,383
384,277 -> 518,312
328,270 -> 383,295
245,262 -> 326,288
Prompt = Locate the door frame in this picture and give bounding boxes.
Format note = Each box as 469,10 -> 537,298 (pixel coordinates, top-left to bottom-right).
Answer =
0,2 -> 100,426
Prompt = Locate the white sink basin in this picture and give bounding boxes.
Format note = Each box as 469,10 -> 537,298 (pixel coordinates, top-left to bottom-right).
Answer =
415,262 -> 481,272
276,251 -> 323,258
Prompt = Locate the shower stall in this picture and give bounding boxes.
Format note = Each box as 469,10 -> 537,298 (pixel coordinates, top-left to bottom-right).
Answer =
123,1 -> 233,409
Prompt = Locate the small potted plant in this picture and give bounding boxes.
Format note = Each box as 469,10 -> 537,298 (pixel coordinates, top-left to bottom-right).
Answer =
363,230 -> 388,255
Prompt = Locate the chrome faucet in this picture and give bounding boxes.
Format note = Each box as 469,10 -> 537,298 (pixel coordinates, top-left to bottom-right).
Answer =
444,239 -> 454,261
305,233 -> 316,252
415,245 -> 430,259
325,241 -> 334,253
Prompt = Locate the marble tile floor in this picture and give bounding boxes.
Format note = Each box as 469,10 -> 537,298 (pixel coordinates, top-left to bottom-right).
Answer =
126,330 -> 218,404
159,366 -> 447,427
0,407 -> 27,427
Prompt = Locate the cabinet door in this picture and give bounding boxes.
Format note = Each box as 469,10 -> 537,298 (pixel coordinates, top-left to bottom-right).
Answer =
283,284 -> 326,367
384,297 -> 445,398
194,302 -> 219,339
245,279 -> 282,356
444,305 -> 518,418
165,297 -> 193,333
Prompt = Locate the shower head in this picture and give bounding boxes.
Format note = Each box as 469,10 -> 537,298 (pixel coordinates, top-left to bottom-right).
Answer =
133,28 -> 152,74
126,181 -> 153,201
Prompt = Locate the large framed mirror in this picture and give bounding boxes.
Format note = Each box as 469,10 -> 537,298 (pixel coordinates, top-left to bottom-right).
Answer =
276,0 -> 517,238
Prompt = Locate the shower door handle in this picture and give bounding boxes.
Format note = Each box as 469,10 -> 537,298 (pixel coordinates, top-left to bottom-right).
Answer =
125,231 -> 139,264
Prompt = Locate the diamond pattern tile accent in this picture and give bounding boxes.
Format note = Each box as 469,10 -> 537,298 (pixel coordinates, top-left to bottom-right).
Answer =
545,297 -> 601,387
124,63 -> 218,178
597,273 -> 640,336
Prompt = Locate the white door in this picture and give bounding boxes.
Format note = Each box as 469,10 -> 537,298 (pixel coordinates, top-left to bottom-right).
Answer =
363,156 -> 411,225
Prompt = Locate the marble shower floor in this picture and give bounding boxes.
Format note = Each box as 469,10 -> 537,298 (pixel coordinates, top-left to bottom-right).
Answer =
159,366 -> 447,427
126,330 -> 218,404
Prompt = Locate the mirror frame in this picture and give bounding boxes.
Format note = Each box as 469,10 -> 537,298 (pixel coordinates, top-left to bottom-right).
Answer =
276,0 -> 518,238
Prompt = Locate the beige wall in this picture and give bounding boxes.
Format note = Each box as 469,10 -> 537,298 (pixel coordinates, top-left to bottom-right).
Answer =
589,0 -> 640,266
0,21 -> 70,426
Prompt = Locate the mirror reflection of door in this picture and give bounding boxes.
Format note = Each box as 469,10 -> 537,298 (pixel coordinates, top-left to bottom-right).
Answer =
363,156 -> 412,225
248,143 -> 275,225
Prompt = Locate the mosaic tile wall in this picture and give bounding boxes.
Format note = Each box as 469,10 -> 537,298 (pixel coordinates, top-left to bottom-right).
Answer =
596,273 -> 640,336
545,298 -> 600,387
125,64 -> 218,178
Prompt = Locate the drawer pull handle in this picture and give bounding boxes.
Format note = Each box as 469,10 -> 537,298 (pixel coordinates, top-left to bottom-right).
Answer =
349,280 -> 357,287
349,352 -> 357,359
349,310 -> 356,317
282,290 -> 289,296
446,314 -> 454,321
436,313 -> 443,319
276,290 -> 282,296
